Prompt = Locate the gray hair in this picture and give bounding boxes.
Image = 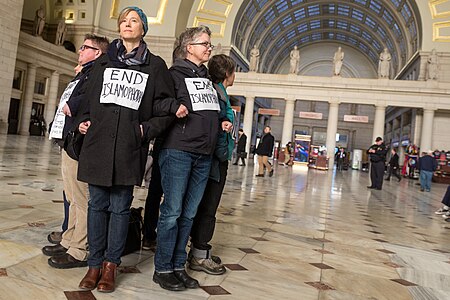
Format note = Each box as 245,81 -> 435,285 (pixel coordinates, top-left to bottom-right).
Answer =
173,26 -> 211,61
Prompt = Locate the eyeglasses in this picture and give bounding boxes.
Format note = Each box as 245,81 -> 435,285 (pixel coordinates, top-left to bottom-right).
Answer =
79,44 -> 99,51
190,42 -> 215,50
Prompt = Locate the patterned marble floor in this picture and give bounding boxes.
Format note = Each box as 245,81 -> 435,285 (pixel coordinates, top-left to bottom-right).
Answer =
0,135 -> 449,300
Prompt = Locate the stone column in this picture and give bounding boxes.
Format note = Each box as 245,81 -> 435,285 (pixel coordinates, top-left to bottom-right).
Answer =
0,0 -> 24,133
243,96 -> 255,157
19,64 -> 37,135
326,102 -> 339,167
420,109 -> 435,152
372,105 -> 386,142
45,71 -> 60,127
281,98 -> 296,145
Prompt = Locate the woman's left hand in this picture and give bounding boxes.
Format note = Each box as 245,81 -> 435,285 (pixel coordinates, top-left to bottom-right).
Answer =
222,121 -> 233,133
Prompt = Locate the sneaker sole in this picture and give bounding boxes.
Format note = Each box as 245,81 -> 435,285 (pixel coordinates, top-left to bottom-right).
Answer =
189,263 -> 226,275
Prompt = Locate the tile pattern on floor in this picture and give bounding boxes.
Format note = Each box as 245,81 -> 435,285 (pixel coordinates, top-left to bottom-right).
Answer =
0,135 -> 449,299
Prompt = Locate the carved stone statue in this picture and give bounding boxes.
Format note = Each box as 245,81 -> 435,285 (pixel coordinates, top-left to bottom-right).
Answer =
333,46 -> 344,76
33,5 -> 46,37
289,46 -> 300,74
212,42 -> 223,56
427,49 -> 438,80
249,45 -> 260,72
55,18 -> 67,46
378,48 -> 391,79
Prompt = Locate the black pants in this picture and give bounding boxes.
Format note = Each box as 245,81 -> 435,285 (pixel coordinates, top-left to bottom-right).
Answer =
191,160 -> 228,251
386,166 -> 401,180
336,158 -> 344,171
143,159 -> 163,241
442,185 -> 450,207
234,152 -> 246,165
370,161 -> 385,189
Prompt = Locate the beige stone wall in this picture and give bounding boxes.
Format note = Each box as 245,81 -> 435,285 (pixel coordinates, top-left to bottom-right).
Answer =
0,0 -> 24,133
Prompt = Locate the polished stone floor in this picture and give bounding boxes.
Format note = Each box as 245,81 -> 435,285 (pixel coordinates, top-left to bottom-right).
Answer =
0,134 -> 449,300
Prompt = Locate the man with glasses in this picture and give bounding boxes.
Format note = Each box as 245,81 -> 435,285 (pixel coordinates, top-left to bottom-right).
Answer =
43,34 -> 109,269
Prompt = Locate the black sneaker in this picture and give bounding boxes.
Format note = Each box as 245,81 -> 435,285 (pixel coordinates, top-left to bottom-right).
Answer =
153,272 -> 185,291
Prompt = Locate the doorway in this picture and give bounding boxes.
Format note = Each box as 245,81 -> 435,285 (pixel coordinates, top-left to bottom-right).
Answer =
7,98 -> 20,134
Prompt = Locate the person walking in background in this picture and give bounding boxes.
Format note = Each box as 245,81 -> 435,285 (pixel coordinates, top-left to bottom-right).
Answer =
367,137 -> 387,190
418,150 -> 437,192
189,54 -> 235,276
255,126 -> 275,177
385,148 -> 401,182
233,129 -> 247,166
435,185 -> 450,221
76,7 -> 176,293
335,147 -> 346,171
283,141 -> 292,166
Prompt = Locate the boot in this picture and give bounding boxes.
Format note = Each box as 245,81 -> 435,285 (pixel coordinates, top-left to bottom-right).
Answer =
97,261 -> 117,293
79,267 -> 101,290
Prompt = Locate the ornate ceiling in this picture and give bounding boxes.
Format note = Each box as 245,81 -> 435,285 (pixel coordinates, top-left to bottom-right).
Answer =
232,0 -> 421,74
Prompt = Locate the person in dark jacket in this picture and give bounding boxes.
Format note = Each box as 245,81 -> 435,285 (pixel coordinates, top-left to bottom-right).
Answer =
189,54 -> 235,276
335,147 -> 346,171
255,126 -> 275,177
233,129 -> 247,166
418,150 -> 438,192
154,26 -> 230,292
76,7 -> 178,293
385,148 -> 401,181
43,34 -> 109,269
367,137 -> 387,190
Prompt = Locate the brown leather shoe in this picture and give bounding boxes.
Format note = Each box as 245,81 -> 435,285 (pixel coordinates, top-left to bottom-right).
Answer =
79,267 -> 101,290
97,261 -> 117,293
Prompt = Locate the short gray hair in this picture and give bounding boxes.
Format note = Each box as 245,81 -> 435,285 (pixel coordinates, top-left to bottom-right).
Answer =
173,26 -> 211,61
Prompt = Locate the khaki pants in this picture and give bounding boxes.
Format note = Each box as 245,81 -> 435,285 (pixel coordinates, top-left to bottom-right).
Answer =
258,155 -> 272,175
60,151 -> 89,261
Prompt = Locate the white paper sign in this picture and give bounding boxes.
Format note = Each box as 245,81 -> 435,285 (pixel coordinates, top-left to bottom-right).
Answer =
185,78 -> 220,111
100,68 -> 148,110
49,79 -> 80,139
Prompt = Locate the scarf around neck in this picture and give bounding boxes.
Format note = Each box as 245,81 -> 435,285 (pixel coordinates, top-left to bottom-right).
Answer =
109,38 -> 148,66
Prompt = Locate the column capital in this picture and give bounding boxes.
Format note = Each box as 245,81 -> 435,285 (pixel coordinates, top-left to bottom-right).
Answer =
285,97 -> 296,103
328,101 -> 339,107
244,95 -> 255,100
27,63 -> 38,69
423,107 -> 436,112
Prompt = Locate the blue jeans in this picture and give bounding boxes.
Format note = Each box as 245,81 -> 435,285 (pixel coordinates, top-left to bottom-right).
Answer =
154,149 -> 212,273
420,170 -> 433,191
87,184 -> 134,267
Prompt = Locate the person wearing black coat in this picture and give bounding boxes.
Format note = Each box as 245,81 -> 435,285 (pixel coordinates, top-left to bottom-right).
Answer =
367,137 -> 388,190
386,148 -> 401,181
255,126 -> 275,177
43,34 -> 109,270
233,129 -> 247,166
153,26 -> 230,292
76,7 -> 179,293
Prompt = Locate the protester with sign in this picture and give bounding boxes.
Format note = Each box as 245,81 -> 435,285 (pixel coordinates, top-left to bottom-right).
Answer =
76,7 -> 177,293
44,34 -> 108,269
189,54 -> 235,276
153,26 -> 226,292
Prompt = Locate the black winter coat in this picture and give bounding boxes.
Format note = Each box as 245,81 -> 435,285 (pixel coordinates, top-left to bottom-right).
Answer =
162,59 -> 219,155
77,49 -> 175,187
256,133 -> 275,156
367,143 -> 387,163
389,153 -> 399,168
236,133 -> 247,153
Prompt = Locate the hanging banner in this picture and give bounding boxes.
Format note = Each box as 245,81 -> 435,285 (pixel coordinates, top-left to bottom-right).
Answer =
299,112 -> 323,119
343,115 -> 369,123
258,108 -> 280,116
